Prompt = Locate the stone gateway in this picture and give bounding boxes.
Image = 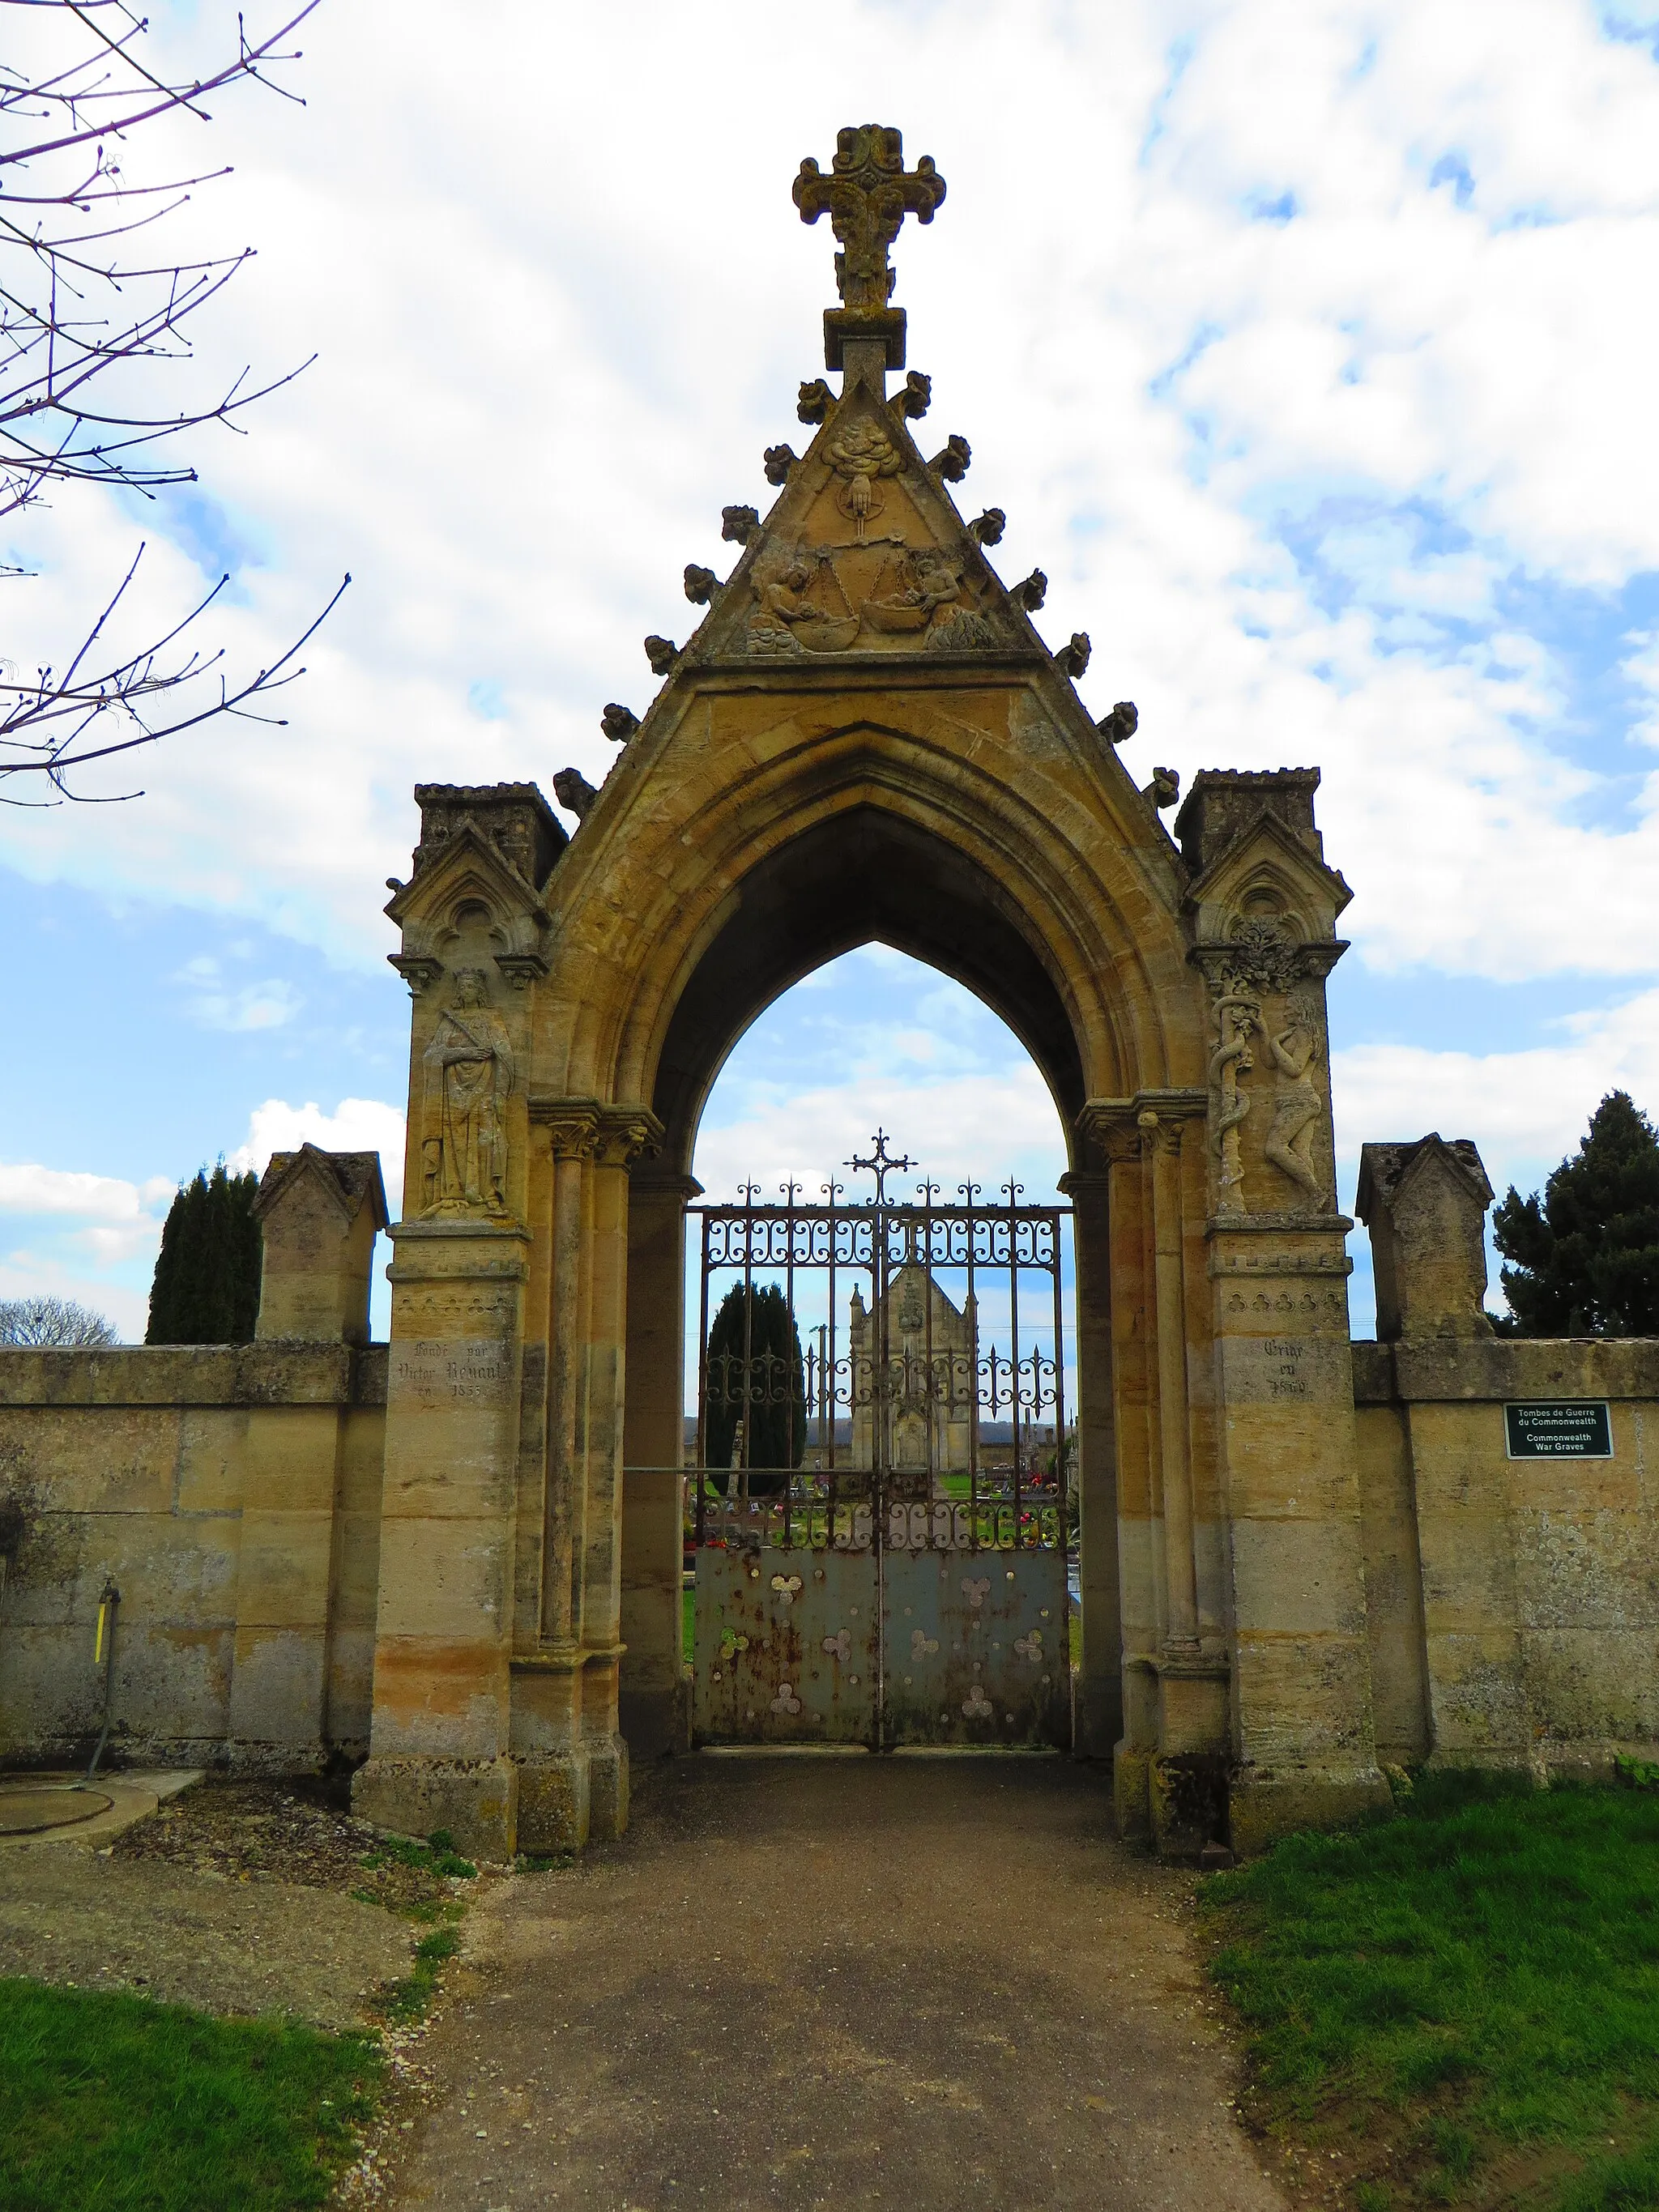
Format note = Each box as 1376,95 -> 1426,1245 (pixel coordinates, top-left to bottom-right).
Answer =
2,130 -> 1656,1860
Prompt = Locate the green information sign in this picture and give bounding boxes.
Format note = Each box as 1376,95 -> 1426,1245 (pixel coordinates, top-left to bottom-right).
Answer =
1503,1401 -> 1613,1459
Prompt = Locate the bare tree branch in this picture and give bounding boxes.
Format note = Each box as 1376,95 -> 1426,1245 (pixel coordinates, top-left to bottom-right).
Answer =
0,2 -> 339,800
0,554 -> 350,801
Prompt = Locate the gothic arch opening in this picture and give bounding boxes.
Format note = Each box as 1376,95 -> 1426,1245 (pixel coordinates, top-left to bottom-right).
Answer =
646,805 -> 1090,1182
619,826 -> 1119,1762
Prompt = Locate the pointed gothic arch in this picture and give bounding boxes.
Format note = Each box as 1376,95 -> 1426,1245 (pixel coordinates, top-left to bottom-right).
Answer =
354,127 -> 1392,1865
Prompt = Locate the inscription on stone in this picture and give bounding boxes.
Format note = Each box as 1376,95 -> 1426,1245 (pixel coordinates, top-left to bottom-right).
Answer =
1503,1401 -> 1612,1460
394,1338 -> 513,1406
1263,1336 -> 1311,1400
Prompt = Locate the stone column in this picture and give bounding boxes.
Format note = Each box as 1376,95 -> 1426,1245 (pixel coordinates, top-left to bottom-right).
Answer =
514,1104 -> 597,1851
1141,1111 -> 1201,1650
1059,1166 -> 1121,1762
1130,1097 -> 1232,1856
1200,969 -> 1391,1852
577,1108 -> 658,1839
1077,1102 -> 1162,1841
621,1169 -> 702,1758
512,1102 -> 659,1851
353,1218 -> 528,1859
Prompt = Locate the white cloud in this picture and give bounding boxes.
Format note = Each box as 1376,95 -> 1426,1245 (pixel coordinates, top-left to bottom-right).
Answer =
229,1097 -> 407,1200
173,956 -> 304,1033
0,1255 -> 148,1345
0,0 -> 1653,1000
0,1165 -> 173,1221
694,1068 -> 1068,1210
1331,987 -> 1659,1204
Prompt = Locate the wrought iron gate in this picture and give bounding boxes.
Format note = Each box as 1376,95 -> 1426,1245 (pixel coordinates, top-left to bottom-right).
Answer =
684,1136 -> 1073,1750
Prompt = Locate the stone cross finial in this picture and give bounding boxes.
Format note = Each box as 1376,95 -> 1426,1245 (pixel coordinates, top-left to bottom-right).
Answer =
795,127 -> 945,379
793,126 -> 946,309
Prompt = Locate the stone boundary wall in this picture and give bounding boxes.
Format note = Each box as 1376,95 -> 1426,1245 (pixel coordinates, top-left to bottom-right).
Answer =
1350,1129 -> 1659,1779
0,1344 -> 388,1770
1354,1336 -> 1659,1775
0,1145 -> 393,1773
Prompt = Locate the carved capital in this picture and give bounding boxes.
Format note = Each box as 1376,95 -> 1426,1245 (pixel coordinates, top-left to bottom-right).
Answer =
1192,929 -> 1349,999
1137,1109 -> 1183,1160
389,953 -> 444,998
493,952 -> 548,992
1075,1100 -> 1141,1170
592,1106 -> 663,1170
530,1100 -> 600,1161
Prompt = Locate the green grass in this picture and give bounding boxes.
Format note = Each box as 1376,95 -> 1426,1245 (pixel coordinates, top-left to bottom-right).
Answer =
379,1922 -> 461,2024
683,1583 -> 695,1668
356,1825 -> 476,1881
0,1977 -> 380,2212
1201,1772 -> 1659,2207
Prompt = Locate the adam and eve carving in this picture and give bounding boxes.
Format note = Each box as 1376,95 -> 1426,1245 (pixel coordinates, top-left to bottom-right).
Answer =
1209,982 -> 1326,1213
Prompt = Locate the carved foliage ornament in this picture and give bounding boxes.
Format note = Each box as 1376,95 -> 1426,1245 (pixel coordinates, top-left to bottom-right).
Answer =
1210,915 -> 1300,996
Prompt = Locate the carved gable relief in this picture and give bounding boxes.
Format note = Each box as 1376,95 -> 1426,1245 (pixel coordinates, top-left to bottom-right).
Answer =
706,389 -> 1012,662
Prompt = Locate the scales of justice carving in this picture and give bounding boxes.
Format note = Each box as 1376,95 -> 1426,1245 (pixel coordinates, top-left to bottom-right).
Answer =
420,968 -> 514,1217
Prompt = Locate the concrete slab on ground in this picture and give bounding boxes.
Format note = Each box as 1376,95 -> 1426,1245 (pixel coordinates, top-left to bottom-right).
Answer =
387,1754 -> 1284,2212
0,1767 -> 202,1848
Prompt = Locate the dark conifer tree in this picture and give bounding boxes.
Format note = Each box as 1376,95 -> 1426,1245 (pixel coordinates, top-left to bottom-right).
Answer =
704,1282 -> 805,1492
1493,1091 -> 1659,1336
146,1164 -> 263,1345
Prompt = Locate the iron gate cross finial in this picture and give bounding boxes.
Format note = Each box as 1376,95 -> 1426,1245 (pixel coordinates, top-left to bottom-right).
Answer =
792,126 -> 946,310
848,1128 -> 915,1204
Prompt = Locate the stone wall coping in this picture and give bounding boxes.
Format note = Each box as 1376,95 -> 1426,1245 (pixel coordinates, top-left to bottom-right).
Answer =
1353,1336 -> 1659,1404
0,1341 -> 389,1409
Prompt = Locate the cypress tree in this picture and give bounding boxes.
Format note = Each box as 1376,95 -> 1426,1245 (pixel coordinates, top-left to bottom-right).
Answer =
703,1281 -> 805,1493
146,1162 -> 263,1344
1493,1091 -> 1659,1336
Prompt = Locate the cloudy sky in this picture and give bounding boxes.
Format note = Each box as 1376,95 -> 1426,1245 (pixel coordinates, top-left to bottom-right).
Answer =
6,0 -> 1659,1349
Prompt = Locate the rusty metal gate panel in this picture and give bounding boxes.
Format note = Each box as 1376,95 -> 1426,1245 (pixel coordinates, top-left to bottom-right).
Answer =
881,1533 -> 1068,1749
692,1509 -> 876,1745
676,1131 -> 1075,1752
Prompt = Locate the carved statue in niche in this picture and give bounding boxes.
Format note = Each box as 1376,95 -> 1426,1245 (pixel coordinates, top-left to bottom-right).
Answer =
422,968 -> 514,1216
1209,988 -> 1260,1213
1262,991 -> 1326,1205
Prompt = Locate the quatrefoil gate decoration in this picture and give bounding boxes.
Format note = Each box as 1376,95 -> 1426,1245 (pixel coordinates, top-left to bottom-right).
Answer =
771,1681 -> 803,1715
962,1684 -> 993,1720
962,1575 -> 991,1609
1013,1629 -> 1044,1662
911,1627 -> 939,1660
822,1627 -> 852,1663
719,1627 -> 750,1661
770,1573 -> 804,1604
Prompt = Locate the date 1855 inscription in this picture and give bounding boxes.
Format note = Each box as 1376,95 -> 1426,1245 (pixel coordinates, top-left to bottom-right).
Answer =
394,1339 -> 512,1405
1264,1337 -> 1311,1400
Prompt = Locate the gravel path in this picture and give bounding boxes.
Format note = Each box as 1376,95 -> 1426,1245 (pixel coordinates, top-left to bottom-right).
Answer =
385,1754 -> 1286,2212
0,1779 -> 422,2031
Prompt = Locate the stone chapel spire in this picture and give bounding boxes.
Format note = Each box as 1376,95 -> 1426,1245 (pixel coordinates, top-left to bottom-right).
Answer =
793,124 -> 946,390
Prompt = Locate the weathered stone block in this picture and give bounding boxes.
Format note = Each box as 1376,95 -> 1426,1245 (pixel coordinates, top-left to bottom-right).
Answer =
353,1753 -> 518,1862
